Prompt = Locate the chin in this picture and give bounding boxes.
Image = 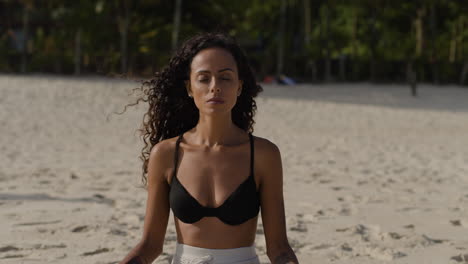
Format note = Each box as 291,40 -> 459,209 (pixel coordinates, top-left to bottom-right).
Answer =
201,107 -> 232,115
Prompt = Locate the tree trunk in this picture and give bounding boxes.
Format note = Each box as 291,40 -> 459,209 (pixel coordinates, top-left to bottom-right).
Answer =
324,3 -> 331,82
276,0 -> 286,77
120,21 -> 128,74
311,60 -> 317,81
172,0 -> 182,51
460,61 -> 468,86
407,61 -> 417,97
415,8 -> 425,58
74,28 -> 81,75
21,3 -> 29,73
429,2 -> 439,84
303,0 -> 311,46
450,22 -> 456,63
339,54 -> 345,81
459,16 -> 467,86
457,17 -> 464,60
119,1 -> 130,74
369,6 -> 377,82
351,7 -> 358,81
413,7 -> 425,82
304,0 -> 314,80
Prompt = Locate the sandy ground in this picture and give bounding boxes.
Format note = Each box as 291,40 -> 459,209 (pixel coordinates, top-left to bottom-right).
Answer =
1,74 -> 468,264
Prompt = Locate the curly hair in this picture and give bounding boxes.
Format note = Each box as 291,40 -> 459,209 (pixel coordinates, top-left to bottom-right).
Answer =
120,32 -> 263,187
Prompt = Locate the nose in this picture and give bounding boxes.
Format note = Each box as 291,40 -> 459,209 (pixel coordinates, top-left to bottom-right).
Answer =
210,86 -> 221,93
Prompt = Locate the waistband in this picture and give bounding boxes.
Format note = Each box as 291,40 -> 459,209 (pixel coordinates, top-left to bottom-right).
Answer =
171,242 -> 259,264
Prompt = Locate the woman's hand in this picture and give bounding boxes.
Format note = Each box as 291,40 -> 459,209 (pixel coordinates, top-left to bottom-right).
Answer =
269,244 -> 299,264
125,255 -> 145,264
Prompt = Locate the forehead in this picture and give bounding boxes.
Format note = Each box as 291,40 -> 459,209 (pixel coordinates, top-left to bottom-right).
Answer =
190,47 -> 238,73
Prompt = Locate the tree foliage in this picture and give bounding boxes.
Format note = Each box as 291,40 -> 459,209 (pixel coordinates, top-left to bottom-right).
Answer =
1,0 -> 468,84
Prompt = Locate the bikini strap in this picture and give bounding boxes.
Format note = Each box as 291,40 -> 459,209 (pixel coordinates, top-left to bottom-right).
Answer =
173,134 -> 183,180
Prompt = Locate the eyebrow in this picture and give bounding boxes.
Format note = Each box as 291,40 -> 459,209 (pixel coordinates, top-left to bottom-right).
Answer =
196,68 -> 234,73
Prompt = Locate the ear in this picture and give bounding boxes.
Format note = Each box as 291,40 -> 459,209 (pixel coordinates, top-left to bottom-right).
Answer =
237,80 -> 243,96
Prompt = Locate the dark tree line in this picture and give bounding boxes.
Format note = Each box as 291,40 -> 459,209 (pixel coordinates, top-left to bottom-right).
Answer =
1,0 -> 468,85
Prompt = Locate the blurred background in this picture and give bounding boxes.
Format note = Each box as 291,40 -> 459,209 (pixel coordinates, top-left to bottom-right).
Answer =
1,0 -> 468,85
2,2 -> 468,263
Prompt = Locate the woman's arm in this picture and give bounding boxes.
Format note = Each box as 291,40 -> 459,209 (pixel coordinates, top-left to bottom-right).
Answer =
258,139 -> 299,264
119,141 -> 173,264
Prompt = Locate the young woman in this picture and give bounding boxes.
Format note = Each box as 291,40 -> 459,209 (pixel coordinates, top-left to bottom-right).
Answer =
119,32 -> 298,264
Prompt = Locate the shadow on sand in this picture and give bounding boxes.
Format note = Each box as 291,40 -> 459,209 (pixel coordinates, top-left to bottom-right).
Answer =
0,192 -> 114,206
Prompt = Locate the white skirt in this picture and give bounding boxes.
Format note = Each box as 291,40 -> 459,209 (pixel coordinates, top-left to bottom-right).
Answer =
170,242 -> 260,264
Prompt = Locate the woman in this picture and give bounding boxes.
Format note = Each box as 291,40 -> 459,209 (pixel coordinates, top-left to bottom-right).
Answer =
119,32 -> 298,264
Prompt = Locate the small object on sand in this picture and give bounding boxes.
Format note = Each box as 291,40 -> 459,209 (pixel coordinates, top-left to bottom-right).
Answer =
263,75 -> 277,84
277,74 -> 296,85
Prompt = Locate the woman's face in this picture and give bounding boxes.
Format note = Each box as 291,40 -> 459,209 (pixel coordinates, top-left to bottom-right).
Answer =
186,47 -> 243,115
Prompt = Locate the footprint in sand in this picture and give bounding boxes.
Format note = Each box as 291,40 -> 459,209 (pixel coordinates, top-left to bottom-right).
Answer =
357,180 -> 368,185
421,234 -> 449,245
164,234 -> 177,243
0,254 -> 25,259
81,248 -> 110,256
70,172 -> 79,179
363,246 -> 407,261
319,179 -> 332,184
288,238 -> 305,252
256,227 -> 264,235
338,206 -> 357,216
331,186 -> 346,191
15,220 -> 61,226
310,172 -> 322,179
71,225 -> 89,232
32,243 -> 66,250
109,228 -> 127,236
92,193 -> 115,206
450,253 -> 468,263
120,214 -> 141,226
305,243 -> 334,251
335,224 -> 402,242
288,215 -> 308,233
37,228 -> 48,233
90,187 -> 111,191
451,219 -> 468,227
0,245 -> 19,252
340,243 -> 353,252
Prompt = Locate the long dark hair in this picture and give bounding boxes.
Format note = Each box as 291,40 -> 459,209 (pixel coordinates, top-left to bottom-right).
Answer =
120,32 -> 263,186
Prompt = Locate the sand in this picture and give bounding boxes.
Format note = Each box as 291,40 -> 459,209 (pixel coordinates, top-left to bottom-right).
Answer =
1,74 -> 468,264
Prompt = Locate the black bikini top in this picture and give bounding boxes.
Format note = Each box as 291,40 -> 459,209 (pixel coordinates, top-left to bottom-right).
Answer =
169,133 -> 260,226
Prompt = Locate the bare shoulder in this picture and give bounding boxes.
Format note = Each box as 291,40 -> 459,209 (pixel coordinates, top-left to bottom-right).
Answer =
149,136 -> 178,157
252,135 -> 282,183
252,135 -> 281,160
148,136 -> 179,183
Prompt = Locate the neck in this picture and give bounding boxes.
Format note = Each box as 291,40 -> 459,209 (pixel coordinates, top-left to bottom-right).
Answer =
190,112 -> 238,147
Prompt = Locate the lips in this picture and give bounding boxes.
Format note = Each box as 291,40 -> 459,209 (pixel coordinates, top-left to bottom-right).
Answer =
207,98 -> 225,103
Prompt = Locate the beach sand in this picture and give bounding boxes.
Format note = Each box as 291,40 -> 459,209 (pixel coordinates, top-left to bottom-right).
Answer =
1,75 -> 468,263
